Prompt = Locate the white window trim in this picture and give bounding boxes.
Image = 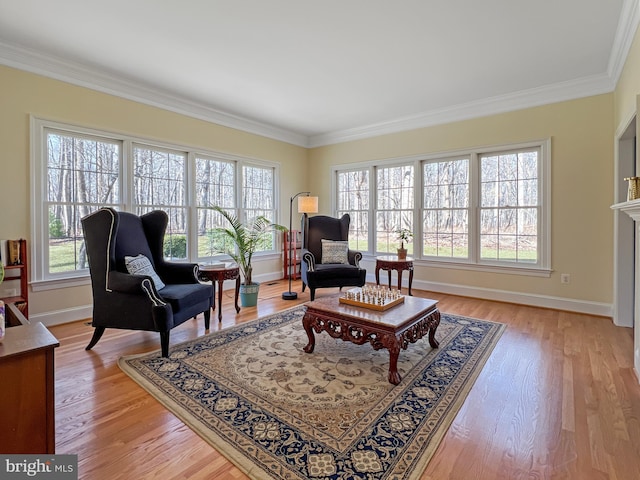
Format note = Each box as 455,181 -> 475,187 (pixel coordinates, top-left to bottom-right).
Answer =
332,139 -> 552,277
30,115 -> 282,290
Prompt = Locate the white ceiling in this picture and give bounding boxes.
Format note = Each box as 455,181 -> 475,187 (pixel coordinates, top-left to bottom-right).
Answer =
0,1 -> 636,147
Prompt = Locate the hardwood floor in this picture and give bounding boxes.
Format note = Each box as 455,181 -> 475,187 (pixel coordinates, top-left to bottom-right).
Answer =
49,280 -> 640,479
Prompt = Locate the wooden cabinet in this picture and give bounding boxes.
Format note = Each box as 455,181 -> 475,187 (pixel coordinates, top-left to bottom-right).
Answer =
283,230 -> 302,279
0,321 -> 59,454
1,238 -> 28,318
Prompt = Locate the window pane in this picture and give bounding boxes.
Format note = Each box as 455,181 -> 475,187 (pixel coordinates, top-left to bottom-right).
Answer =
243,165 -> 277,252
376,165 -> 413,254
423,158 -> 469,259
50,204 -> 97,273
46,131 -> 121,276
337,169 -> 370,252
195,157 -> 235,258
47,133 -> 120,204
133,146 -> 185,208
480,148 -> 540,264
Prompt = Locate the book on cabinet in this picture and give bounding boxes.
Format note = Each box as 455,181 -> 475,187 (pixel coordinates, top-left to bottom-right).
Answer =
283,230 -> 302,279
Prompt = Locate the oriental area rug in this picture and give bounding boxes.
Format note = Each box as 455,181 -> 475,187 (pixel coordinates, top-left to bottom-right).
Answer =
119,305 -> 505,479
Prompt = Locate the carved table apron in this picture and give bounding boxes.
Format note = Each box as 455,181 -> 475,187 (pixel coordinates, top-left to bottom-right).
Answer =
302,294 -> 440,385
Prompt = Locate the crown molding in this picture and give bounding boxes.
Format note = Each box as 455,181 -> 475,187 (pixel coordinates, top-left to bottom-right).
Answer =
0,40 -> 309,147
608,0 -> 640,82
309,1 -> 637,147
2,0 -> 636,152
308,73 -> 616,147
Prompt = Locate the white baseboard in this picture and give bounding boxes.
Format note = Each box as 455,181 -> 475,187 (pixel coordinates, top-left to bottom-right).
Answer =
31,304 -> 93,327
31,271 -> 613,327
367,273 -> 613,317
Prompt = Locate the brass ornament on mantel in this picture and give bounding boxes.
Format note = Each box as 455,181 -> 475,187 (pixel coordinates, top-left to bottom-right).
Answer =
625,177 -> 640,201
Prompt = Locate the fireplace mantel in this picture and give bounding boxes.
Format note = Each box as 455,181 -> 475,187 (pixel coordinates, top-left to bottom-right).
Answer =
611,199 -> 640,221
612,198 -> 640,383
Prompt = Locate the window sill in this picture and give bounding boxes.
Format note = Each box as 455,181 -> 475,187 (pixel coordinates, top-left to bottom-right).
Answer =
31,275 -> 92,292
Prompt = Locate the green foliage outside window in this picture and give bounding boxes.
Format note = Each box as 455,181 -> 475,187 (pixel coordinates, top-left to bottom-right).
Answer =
164,235 -> 187,259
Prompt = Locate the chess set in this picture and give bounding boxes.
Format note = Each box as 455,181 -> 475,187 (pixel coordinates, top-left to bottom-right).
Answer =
339,285 -> 405,311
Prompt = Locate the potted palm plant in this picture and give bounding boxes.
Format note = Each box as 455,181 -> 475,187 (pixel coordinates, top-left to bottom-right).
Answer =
212,206 -> 286,307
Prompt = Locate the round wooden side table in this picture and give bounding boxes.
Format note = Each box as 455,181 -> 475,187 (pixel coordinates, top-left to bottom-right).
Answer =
199,264 -> 241,322
375,255 -> 414,296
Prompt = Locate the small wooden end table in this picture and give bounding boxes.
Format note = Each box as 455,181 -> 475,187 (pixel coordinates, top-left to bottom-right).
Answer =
199,264 -> 241,322
375,255 -> 414,295
302,294 -> 440,385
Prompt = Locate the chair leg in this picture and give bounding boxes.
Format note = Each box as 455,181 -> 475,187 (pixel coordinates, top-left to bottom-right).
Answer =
302,282 -> 306,292
85,326 -> 106,351
310,288 -> 316,301
160,331 -> 170,358
204,309 -> 211,330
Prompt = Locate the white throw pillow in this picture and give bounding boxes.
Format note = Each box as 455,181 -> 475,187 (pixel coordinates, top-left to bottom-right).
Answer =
321,239 -> 349,264
125,254 -> 166,290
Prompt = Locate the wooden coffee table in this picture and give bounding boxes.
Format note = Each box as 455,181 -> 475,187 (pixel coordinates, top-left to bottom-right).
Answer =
302,294 -> 440,385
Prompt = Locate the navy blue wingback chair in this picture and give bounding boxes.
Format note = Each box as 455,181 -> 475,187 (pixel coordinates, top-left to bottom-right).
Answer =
81,208 -> 213,357
301,214 -> 366,300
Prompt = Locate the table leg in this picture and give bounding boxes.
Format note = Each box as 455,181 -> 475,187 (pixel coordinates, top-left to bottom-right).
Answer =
234,277 -> 241,313
387,270 -> 392,290
387,341 -> 402,385
428,310 -> 441,348
397,270 -> 403,293
408,267 -> 413,296
302,313 -> 316,353
375,263 -> 381,286
216,279 -> 224,322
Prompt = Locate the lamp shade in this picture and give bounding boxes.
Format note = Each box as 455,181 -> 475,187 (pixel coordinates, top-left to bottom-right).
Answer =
298,196 -> 318,214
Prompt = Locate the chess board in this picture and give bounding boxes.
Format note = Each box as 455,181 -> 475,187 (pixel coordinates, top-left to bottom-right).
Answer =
338,286 -> 405,311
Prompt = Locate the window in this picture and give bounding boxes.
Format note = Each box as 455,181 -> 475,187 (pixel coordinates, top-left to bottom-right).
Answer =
337,169 -> 369,251
243,164 -> 277,250
334,140 -> 550,274
134,145 -> 187,259
32,118 -> 280,284
479,149 -> 539,263
423,157 -> 469,258
45,130 -> 121,275
376,165 -> 414,254
195,156 -> 235,258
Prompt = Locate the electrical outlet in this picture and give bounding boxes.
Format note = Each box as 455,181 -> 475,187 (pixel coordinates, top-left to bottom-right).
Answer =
560,274 -> 570,285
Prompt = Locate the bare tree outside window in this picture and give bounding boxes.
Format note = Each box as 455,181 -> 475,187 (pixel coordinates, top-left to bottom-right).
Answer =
337,170 -> 369,251
133,145 -> 187,259
46,131 -> 120,273
480,149 -> 539,262
423,158 -> 469,258
196,157 -> 235,258
39,122 -> 281,282
376,165 -> 414,254
243,165 -> 277,251
334,142 -> 546,270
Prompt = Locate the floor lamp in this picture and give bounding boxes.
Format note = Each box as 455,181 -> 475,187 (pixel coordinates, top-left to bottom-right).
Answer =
282,192 -> 318,300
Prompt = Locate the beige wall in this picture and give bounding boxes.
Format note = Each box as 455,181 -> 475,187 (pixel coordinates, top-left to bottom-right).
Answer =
310,94 -> 615,305
3,41 -> 634,319
0,65 -> 308,320
615,22 -> 640,131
